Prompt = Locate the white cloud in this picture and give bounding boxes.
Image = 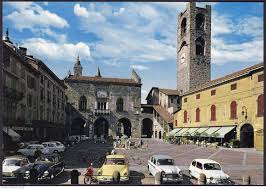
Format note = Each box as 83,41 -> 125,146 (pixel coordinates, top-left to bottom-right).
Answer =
235,17 -> 263,38
74,4 -> 89,18
22,38 -> 91,62
131,65 -> 149,71
43,2 -> 48,6
5,2 -> 69,31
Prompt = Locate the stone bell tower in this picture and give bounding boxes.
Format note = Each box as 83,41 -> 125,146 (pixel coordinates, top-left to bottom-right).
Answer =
177,2 -> 211,93
74,56 -> 83,76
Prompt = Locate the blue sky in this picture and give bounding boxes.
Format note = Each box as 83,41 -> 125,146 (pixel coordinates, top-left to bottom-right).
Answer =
3,2 -> 263,103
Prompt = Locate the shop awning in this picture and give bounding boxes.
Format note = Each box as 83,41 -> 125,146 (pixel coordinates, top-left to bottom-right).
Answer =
168,128 -> 182,136
200,127 -> 222,137
175,128 -> 190,137
185,127 -> 200,136
191,127 -> 209,136
211,126 -> 236,138
3,127 -> 21,141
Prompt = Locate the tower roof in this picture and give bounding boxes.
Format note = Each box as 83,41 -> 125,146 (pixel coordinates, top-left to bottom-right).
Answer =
75,55 -> 81,66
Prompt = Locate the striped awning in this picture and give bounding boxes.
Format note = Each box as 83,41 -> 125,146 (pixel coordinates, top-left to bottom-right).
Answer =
168,128 -> 182,137
211,126 -> 236,138
200,127 -> 222,137
191,127 -> 209,136
175,128 -> 190,137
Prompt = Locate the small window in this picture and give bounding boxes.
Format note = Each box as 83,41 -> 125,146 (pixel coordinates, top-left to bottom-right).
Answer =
231,83 -> 237,90
211,89 -> 216,96
192,161 -> 196,166
171,98 -> 173,103
196,162 -> 202,169
175,120 -> 177,126
196,94 -> 200,99
184,98 -> 187,103
258,74 -> 264,82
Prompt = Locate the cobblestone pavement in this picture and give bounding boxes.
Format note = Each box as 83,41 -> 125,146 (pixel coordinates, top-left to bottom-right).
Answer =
53,139 -> 263,185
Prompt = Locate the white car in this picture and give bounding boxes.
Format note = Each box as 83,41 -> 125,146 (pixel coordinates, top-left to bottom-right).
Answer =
189,159 -> 232,184
42,142 -> 65,153
50,141 -> 66,149
148,155 -> 183,183
17,144 -> 49,156
2,156 -> 29,182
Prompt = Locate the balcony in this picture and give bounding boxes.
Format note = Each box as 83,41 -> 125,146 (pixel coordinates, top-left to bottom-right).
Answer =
94,109 -> 111,115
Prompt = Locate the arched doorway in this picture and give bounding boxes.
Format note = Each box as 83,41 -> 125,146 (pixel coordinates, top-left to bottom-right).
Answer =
141,118 -> 153,138
240,124 -> 254,148
94,117 -> 109,138
71,117 -> 86,135
159,131 -> 162,139
117,118 -> 132,137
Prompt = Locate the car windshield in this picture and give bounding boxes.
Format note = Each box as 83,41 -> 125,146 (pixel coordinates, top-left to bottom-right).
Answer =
204,163 -> 221,170
157,159 -> 174,165
105,158 -> 125,165
3,159 -> 21,166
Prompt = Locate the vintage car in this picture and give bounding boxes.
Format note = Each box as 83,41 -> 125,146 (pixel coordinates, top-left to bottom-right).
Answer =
189,159 -> 232,184
42,142 -> 65,153
2,156 -> 30,183
17,144 -> 50,156
13,153 -> 65,182
148,154 -> 183,183
96,154 -> 129,183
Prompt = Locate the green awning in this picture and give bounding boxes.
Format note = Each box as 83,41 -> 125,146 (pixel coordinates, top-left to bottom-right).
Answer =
191,127 -> 209,136
185,127 -> 200,136
175,128 -> 190,137
168,128 -> 182,136
200,127 -> 222,137
211,126 -> 236,138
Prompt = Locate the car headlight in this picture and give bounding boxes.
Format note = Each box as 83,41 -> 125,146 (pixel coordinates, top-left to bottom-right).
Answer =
98,170 -> 102,176
25,171 -> 30,175
161,171 -> 166,176
43,171 -> 49,176
209,177 -> 214,180
123,172 -> 128,176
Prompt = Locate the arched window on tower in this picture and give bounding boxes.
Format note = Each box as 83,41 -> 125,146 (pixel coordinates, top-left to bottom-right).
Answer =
195,37 -> 205,56
210,105 -> 216,121
116,97 -> 124,112
183,110 -> 187,123
257,94 -> 264,117
196,108 -> 200,122
196,13 -> 205,30
79,96 -> 87,111
230,101 -> 237,119
181,17 -> 187,36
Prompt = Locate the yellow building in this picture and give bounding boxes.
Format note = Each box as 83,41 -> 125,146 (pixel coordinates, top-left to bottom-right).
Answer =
173,63 -> 264,151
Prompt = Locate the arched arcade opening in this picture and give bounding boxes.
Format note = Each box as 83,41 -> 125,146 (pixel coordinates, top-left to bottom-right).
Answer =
240,124 -> 254,148
93,117 -> 109,138
141,118 -> 153,138
117,118 -> 132,138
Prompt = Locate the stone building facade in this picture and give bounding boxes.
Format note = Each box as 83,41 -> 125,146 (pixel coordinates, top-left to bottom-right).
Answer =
64,58 -> 142,139
177,2 -> 211,93
2,30 -> 67,148
144,88 -> 180,140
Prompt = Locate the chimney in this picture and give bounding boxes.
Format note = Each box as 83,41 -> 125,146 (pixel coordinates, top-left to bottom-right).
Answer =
19,47 -> 27,56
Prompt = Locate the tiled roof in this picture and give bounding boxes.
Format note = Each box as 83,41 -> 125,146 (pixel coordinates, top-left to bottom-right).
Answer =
183,63 -> 264,96
153,105 -> 173,124
159,88 -> 180,96
65,75 -> 141,86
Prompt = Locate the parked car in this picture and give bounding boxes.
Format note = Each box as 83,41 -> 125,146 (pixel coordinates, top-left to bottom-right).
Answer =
13,153 -> 65,182
2,156 -> 30,183
96,154 -> 129,183
148,154 -> 183,183
68,135 -> 81,143
17,144 -> 50,156
42,142 -> 65,153
189,159 -> 232,184
50,141 -> 65,148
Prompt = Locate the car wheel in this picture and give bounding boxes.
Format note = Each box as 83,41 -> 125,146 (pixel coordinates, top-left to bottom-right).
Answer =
84,176 -> 92,184
53,150 -> 59,154
113,171 -> 120,184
